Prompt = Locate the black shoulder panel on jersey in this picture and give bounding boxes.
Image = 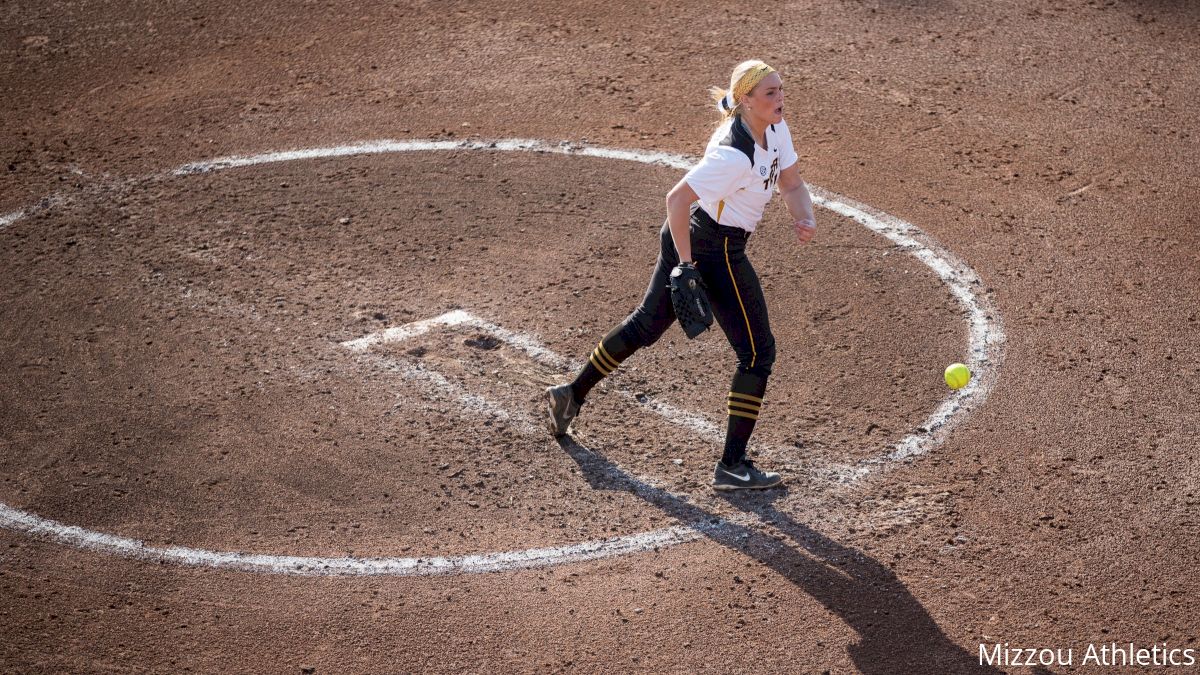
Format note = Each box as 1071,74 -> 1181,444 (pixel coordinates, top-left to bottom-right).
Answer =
718,120 -> 756,166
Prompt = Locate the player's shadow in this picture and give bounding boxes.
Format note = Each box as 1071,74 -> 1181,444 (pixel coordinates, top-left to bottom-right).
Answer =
556,435 -> 1005,675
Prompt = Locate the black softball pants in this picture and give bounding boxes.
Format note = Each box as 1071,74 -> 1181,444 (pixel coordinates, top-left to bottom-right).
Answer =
571,205 -> 776,465
619,206 -> 775,378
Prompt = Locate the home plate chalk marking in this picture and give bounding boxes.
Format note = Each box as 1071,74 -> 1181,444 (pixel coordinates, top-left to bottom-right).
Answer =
0,138 -> 1005,575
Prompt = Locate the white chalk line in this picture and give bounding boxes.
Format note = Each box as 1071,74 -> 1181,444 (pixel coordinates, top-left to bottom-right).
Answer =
170,139 -> 699,177
0,210 -> 25,230
344,309 -> 734,446
0,138 -> 1005,575
0,319 -> 733,577
341,308 -> 729,441
171,140 -> 1006,471
0,501 -> 709,576
357,350 -> 542,437
343,308 -> 569,369
1,192 -> 67,231
808,189 -> 1006,479
344,313 -> 715,495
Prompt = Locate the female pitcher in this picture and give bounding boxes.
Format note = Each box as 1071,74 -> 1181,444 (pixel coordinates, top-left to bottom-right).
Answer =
545,60 -> 817,490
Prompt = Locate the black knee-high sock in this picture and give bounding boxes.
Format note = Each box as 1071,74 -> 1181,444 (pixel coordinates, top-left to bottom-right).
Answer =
722,371 -> 768,466
570,323 -> 642,404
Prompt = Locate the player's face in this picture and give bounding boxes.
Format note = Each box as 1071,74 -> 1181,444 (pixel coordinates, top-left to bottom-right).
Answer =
742,72 -> 784,126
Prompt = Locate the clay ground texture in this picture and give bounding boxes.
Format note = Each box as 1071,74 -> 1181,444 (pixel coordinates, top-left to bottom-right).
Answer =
1,0 -> 1198,673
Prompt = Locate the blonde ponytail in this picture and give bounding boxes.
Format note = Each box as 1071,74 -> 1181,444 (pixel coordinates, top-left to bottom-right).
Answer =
710,86 -> 737,119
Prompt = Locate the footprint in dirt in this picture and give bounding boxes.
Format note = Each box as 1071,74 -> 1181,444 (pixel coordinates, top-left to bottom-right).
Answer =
464,334 -> 501,350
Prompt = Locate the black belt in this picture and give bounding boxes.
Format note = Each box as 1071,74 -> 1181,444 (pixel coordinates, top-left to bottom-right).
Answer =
691,203 -> 751,240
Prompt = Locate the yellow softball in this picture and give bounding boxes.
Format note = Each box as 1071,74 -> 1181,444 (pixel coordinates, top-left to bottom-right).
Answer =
944,363 -> 971,390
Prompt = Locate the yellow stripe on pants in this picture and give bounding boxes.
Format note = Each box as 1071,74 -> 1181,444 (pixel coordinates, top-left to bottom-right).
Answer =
724,237 -> 757,369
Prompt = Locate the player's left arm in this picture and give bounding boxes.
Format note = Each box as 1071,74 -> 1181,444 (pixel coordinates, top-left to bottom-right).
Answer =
778,163 -> 816,245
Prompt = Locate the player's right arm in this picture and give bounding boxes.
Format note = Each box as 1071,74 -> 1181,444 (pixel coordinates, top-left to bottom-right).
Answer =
669,144 -> 748,263
665,179 -> 700,263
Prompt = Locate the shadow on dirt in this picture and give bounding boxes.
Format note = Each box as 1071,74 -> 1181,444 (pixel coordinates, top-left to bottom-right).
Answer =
557,435 -> 1006,674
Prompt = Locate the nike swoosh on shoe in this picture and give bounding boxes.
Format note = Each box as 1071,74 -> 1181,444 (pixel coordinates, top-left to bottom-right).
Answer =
720,468 -> 751,481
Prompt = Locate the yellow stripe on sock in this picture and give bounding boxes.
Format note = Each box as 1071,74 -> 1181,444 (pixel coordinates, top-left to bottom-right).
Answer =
592,347 -> 618,372
727,397 -> 762,410
727,392 -> 764,404
728,409 -> 759,421
728,402 -> 761,415
595,343 -> 620,371
588,352 -> 614,375
725,237 -> 757,368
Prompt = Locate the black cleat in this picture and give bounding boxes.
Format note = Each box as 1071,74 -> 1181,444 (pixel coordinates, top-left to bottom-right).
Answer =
544,384 -> 581,437
712,458 -> 784,491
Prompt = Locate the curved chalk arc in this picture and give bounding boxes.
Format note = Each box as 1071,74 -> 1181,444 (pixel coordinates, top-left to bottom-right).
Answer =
0,138 -> 1003,575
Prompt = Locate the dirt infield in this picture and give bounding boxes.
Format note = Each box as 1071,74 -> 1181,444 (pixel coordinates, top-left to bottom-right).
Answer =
2,0 -> 1198,672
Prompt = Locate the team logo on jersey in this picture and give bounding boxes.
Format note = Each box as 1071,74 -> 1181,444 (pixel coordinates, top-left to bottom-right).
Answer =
762,158 -> 780,190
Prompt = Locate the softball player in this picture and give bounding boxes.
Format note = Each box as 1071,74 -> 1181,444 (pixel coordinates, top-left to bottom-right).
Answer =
546,60 -> 817,490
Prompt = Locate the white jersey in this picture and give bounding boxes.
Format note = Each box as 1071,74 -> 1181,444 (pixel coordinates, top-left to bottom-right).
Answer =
683,117 -> 798,232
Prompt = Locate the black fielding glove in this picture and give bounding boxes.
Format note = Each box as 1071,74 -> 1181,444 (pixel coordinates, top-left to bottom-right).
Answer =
669,262 -> 714,339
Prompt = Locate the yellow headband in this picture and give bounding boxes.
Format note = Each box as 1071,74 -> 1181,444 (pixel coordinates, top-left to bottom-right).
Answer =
732,64 -> 776,105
